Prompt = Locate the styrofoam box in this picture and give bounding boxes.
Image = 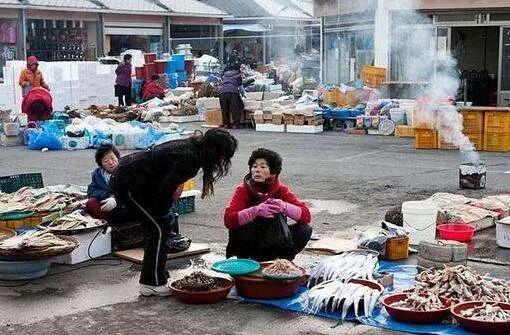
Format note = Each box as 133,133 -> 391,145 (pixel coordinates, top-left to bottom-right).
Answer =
61,136 -> 89,150
170,114 -> 201,123
52,227 -> 111,265
201,97 -> 220,109
286,125 -> 323,134
245,92 -> 264,101
256,123 -> 286,132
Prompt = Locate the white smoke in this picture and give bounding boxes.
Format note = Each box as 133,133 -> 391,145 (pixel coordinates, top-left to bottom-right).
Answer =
389,0 -> 480,164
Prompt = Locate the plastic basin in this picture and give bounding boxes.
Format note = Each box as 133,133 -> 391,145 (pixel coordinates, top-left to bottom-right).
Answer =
170,278 -> 233,304
451,301 -> 510,334
382,293 -> 451,324
437,223 -> 475,242
0,259 -> 51,280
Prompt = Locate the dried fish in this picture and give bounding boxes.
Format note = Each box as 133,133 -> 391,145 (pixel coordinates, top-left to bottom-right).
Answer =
302,280 -> 382,321
406,265 -> 510,304
172,271 -> 224,291
262,259 -> 301,277
48,210 -> 104,231
0,230 -> 76,254
460,302 -> 510,322
308,251 -> 378,287
390,292 -> 446,311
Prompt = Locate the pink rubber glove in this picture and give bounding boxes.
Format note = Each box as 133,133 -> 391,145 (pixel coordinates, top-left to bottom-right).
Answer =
237,203 -> 281,226
267,198 -> 302,222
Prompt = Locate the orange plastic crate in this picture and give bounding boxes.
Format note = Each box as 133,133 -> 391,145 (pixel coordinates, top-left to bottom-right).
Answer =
484,111 -> 510,134
395,125 -> 414,138
414,128 -> 438,149
464,132 -> 484,151
384,236 -> 409,260
412,108 -> 437,129
461,110 -> 484,133
361,66 -> 387,88
483,132 -> 510,152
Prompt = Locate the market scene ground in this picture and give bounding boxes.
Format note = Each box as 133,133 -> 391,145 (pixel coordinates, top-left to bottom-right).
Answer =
1,127 -> 510,334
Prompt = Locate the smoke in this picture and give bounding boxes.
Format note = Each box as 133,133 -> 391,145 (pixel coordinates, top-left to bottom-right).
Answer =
389,0 -> 480,164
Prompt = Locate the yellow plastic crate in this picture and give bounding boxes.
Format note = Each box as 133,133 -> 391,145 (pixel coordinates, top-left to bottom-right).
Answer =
414,128 -> 438,149
484,111 -> 510,134
464,132 -> 484,151
461,110 -> 484,133
483,132 -> 510,152
395,125 -> 414,138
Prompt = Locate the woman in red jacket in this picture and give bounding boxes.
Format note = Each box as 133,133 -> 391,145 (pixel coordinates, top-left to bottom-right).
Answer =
142,74 -> 166,101
224,148 -> 312,261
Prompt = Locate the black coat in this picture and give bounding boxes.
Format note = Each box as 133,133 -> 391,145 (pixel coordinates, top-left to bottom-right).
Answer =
110,138 -> 201,215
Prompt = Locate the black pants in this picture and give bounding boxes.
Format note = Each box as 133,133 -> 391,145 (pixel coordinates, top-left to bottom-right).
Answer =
126,192 -> 174,286
226,219 -> 312,262
116,84 -> 132,106
219,92 -> 243,127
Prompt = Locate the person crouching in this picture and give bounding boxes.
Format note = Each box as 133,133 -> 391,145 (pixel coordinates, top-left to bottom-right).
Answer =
142,74 -> 166,102
224,148 -> 312,261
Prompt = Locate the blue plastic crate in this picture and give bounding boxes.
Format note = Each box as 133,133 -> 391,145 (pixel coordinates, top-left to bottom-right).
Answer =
172,196 -> 195,215
172,54 -> 185,71
176,71 -> 187,83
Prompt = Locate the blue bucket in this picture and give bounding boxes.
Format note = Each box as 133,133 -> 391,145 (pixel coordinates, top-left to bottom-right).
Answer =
167,60 -> 177,73
176,71 -> 187,82
168,73 -> 178,89
172,54 -> 185,71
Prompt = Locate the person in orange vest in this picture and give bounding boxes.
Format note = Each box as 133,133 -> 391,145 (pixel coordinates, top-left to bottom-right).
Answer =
18,56 -> 50,97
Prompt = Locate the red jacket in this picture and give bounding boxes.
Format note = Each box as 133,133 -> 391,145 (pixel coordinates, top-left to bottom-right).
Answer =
142,81 -> 165,101
224,174 -> 311,230
21,87 -> 53,121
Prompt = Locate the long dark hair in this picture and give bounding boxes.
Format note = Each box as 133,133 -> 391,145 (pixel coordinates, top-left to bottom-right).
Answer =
196,128 -> 238,198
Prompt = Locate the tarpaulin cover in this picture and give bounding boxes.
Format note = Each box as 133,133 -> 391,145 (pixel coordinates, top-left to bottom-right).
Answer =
229,261 -> 476,335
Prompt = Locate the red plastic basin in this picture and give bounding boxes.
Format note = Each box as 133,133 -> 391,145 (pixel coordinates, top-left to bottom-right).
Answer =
382,293 -> 451,324
451,301 -> 510,334
437,223 -> 475,242
170,278 -> 233,304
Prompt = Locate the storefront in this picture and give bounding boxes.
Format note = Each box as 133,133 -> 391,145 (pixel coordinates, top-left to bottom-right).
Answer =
0,9 -> 20,82
104,15 -> 165,56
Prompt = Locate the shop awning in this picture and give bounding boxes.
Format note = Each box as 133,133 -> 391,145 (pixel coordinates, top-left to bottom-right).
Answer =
223,23 -> 270,32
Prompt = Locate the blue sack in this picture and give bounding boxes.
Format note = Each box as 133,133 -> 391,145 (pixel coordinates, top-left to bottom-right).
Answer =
27,126 -> 62,150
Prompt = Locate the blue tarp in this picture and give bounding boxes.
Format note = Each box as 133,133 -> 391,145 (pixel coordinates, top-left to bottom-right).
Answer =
230,261 -> 476,335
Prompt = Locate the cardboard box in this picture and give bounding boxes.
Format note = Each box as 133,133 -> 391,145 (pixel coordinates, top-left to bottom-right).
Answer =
201,97 -> 220,109
262,110 -> 273,120
243,99 -> 263,111
283,113 -> 294,125
272,113 -> 283,125
254,111 -> 264,124
305,115 -> 323,126
205,108 -> 223,126
294,114 -> 305,126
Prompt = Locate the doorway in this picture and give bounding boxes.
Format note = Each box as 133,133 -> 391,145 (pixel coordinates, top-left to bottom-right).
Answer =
451,26 -> 499,106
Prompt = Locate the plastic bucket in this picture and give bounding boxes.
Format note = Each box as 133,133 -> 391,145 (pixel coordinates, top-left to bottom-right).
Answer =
173,54 -> 185,71
363,116 -> 372,128
154,60 -> 167,74
135,66 -> 144,80
143,63 -> 155,81
144,52 -> 156,64
390,108 -> 407,125
402,200 -> 438,245
167,60 -> 177,73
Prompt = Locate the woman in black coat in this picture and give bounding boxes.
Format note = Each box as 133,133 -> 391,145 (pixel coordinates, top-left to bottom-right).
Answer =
110,128 -> 238,296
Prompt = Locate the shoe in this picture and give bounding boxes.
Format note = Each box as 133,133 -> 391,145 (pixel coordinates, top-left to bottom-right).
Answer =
139,284 -> 171,297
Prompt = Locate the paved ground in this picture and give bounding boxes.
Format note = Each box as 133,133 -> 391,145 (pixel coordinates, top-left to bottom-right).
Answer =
1,126 -> 510,335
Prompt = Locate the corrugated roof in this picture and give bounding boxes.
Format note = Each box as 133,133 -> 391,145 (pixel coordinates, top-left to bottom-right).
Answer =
26,0 -> 101,9
276,5 -> 311,19
158,0 -> 226,16
99,0 -> 166,13
200,0 -> 270,18
0,0 -> 23,4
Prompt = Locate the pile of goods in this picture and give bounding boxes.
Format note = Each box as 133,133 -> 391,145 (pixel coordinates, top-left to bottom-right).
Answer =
0,230 -> 78,259
406,265 -> 510,303
172,271 -> 224,292
88,105 -> 141,122
45,210 -> 105,231
302,280 -> 382,320
308,251 -> 378,286
0,187 -> 83,214
262,259 -> 302,278
460,303 -> 510,322
389,292 -> 446,311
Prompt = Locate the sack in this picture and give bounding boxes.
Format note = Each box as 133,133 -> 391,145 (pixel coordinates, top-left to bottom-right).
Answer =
259,214 -> 293,252
27,122 -> 63,150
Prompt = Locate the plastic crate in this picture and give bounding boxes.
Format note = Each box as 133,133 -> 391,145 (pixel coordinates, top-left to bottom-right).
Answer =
412,108 -> 437,129
395,125 -> 414,138
182,179 -> 196,192
438,135 -> 459,150
483,132 -> 510,152
172,196 -> 195,215
464,132 -> 484,151
361,66 -> 387,88
484,111 -> 510,133
461,110 -> 484,133
384,236 -> 409,260
414,128 -> 438,149
0,173 -> 43,193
